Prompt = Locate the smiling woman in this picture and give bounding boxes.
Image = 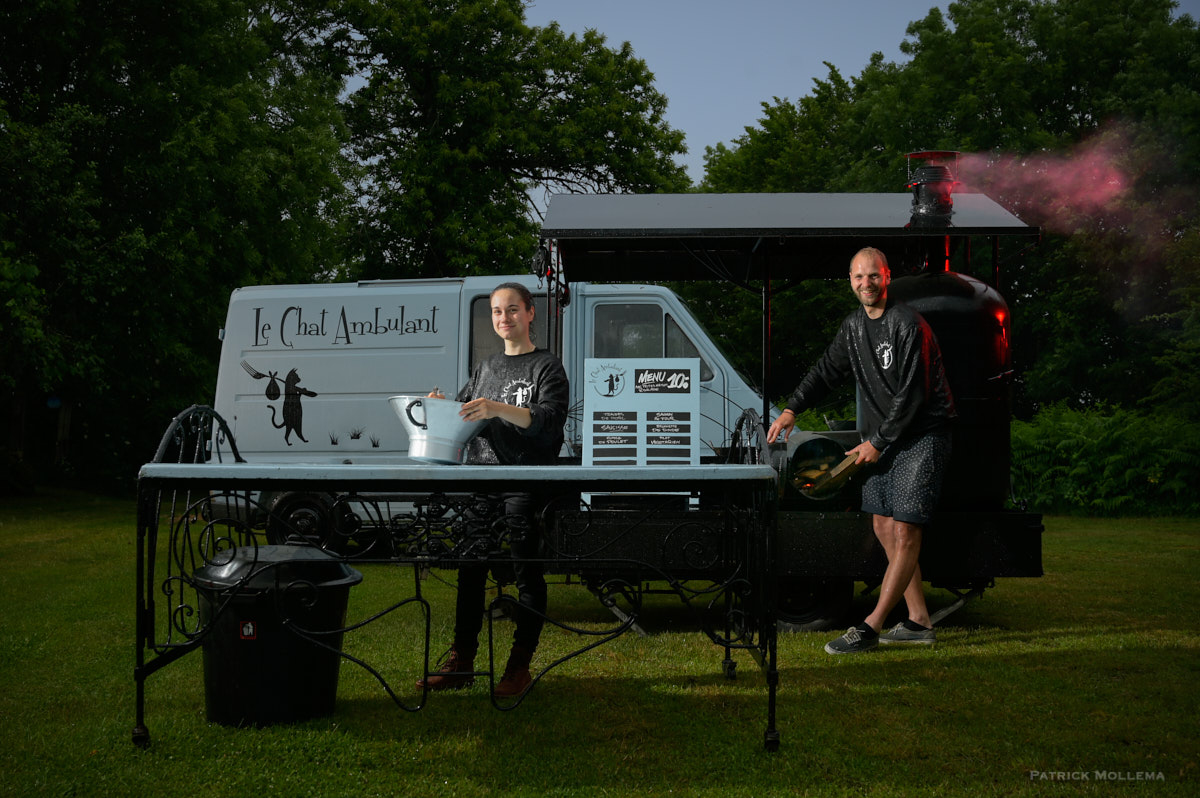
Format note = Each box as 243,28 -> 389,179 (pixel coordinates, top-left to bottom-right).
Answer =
489,283 -> 537,356
416,280 -> 571,697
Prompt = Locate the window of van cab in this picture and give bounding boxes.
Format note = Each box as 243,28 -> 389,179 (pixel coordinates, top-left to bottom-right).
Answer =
469,291 -> 549,373
593,303 -> 714,382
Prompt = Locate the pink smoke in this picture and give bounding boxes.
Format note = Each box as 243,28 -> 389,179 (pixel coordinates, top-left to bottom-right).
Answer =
956,126 -> 1133,235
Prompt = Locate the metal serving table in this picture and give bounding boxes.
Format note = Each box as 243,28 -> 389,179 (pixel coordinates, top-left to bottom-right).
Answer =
133,461 -> 782,749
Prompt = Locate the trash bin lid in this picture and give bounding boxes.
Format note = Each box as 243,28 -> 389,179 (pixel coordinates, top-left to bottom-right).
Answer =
193,544 -> 362,591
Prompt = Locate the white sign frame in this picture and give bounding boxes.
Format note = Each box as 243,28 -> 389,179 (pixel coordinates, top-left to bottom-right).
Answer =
583,358 -> 700,467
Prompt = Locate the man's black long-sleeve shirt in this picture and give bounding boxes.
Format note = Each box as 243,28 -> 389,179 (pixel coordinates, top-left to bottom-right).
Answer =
784,301 -> 955,452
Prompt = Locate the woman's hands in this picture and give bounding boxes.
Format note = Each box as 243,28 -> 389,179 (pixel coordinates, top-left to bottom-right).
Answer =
459,397 -> 532,429
425,389 -> 532,429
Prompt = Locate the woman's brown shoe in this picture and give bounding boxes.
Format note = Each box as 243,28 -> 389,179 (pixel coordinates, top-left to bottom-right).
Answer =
493,644 -> 533,697
416,649 -> 475,691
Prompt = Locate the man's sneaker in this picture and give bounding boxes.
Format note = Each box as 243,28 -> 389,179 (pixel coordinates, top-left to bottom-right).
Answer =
824,624 -> 879,655
880,620 -> 937,646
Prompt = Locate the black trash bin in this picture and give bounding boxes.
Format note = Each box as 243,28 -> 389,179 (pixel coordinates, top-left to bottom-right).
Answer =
194,544 -> 363,726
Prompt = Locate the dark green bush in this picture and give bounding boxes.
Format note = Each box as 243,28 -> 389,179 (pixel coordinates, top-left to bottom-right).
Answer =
1011,404 -> 1200,516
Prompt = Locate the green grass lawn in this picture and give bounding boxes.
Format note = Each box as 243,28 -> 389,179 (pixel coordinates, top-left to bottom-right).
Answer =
1,490 -> 1196,796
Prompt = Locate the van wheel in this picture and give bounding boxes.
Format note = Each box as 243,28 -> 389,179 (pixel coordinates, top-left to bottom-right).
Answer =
266,492 -> 338,550
776,578 -> 853,632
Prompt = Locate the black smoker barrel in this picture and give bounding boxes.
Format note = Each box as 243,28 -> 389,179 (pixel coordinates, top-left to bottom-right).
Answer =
890,271 -> 1013,510
194,545 -> 362,726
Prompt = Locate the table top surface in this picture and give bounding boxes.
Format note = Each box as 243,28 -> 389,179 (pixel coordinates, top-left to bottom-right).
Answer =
138,461 -> 779,485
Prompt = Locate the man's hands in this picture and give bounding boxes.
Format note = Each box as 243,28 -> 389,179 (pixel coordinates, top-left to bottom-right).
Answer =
847,439 -> 882,465
769,407 -> 882,467
766,409 -> 796,444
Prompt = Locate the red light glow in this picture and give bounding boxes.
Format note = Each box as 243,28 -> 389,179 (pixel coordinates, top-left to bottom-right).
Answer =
994,309 -> 1010,365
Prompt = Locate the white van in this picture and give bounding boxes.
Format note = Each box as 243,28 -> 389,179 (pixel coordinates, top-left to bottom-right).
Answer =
214,275 -> 767,466
212,275 -> 774,539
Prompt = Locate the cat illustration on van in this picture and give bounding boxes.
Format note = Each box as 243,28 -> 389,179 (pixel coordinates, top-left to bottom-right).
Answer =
241,361 -> 318,445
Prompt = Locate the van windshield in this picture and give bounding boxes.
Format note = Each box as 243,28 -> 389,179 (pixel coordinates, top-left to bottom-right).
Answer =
593,303 -> 715,382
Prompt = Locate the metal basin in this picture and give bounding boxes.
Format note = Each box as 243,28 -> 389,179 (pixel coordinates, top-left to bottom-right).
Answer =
388,395 -> 487,464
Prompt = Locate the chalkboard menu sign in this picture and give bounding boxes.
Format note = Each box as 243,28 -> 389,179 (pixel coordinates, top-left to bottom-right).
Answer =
583,359 -> 700,467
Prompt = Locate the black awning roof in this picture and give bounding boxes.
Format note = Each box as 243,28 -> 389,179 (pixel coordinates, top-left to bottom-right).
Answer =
540,192 -> 1039,282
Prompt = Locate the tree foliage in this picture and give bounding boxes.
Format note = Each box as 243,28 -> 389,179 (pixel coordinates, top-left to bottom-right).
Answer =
1011,404 -> 1200,515
339,0 -> 688,279
1,0 -> 352,489
702,0 -> 1200,423
0,0 -> 689,489
3,0 -> 1198,495
702,67 -> 858,194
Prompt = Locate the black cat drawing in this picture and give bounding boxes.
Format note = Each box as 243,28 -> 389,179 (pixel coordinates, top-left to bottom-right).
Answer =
269,368 -> 318,445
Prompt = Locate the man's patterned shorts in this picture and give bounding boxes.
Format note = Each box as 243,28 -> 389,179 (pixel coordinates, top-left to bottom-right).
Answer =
860,430 -> 952,525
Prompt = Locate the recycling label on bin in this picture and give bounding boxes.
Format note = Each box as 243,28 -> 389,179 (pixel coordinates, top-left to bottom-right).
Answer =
584,359 -> 700,467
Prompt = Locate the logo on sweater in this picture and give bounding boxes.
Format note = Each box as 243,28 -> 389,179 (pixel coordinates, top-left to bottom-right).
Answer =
876,342 -> 894,370
503,379 -> 535,407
